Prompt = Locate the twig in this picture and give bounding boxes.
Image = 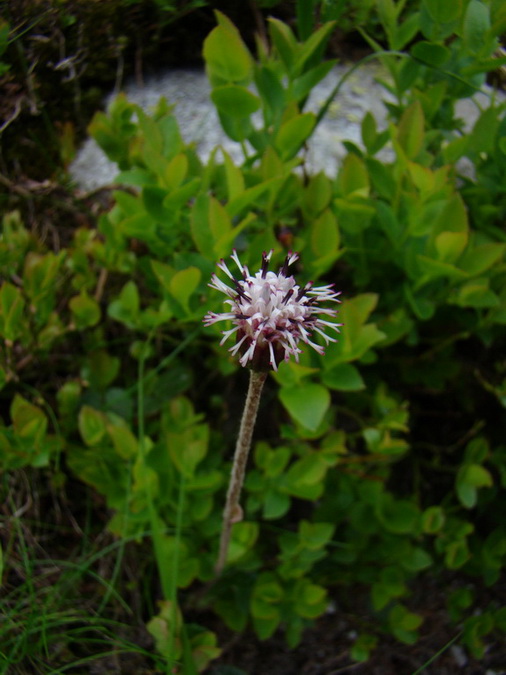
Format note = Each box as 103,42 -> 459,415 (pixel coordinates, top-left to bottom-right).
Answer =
94,267 -> 108,303
0,97 -> 24,133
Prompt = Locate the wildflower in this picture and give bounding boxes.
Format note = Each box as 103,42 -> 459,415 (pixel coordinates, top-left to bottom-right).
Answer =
204,250 -> 341,371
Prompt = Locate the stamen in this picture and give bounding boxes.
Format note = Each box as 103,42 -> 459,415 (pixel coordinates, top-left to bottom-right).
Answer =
282,289 -> 294,305
296,283 -> 312,301
261,251 -> 271,279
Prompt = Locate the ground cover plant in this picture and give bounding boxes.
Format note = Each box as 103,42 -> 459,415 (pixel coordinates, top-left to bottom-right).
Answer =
1,0 -> 506,672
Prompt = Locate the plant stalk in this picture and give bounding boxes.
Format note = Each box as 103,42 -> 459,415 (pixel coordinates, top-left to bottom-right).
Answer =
215,369 -> 267,575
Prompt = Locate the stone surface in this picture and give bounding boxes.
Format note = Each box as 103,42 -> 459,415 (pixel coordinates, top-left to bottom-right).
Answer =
70,62 -> 501,191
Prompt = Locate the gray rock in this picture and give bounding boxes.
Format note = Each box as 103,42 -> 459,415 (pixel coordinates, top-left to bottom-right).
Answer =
70,63 -> 503,191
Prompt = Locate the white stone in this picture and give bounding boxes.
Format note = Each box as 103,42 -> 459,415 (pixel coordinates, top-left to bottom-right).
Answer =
70,63 -> 504,191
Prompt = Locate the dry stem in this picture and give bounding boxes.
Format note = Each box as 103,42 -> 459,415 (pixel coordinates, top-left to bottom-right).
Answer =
215,369 -> 267,575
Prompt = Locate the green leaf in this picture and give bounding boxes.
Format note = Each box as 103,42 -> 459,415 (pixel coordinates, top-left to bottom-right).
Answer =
326,294 -> 385,365
351,633 -> 378,663
118,213 -> 156,239
422,506 -> 445,534
255,66 -> 285,125
215,213 -> 256,260
361,112 -> 377,153
268,18 -> 298,73
411,40 -> 450,66
274,113 -> 316,161
211,85 -> 260,117
463,0 -> 491,55
163,153 -> 188,190
299,521 -> 334,549
418,81 -> 448,120
467,106 -> 500,155
338,153 -> 369,197
459,242 -> 505,276
435,231 -> 468,264
86,350 -> 121,390
226,178 -> 283,219
162,177 -> 201,212
78,406 -> 107,446
463,613 -> 494,659
167,422 -> 209,478
372,575 -> 406,611
322,363 -> 365,391
377,0 -> 396,34
279,383 -> 330,431
310,209 -> 340,258
403,284 -> 435,319
285,454 -> 328,490
397,101 -> 424,159
69,292 -> 101,329
364,428 -> 409,456
436,193 -> 469,235
456,463 -> 493,508
452,279 -> 499,308
366,159 -> 396,199
256,443 -> 291,477
393,11 -> 421,50
227,522 -> 259,563
423,0 -> 462,24
294,580 -> 327,618
376,494 -> 420,534
11,395 -> 47,443
168,267 -> 201,315
296,0 -> 315,40
464,437 -> 489,464
223,150 -> 245,200
443,135 -> 469,163
448,587 -> 474,621
303,172 -> 332,217
0,283 -> 25,342
158,113 -> 184,159
203,17 -> 253,85
389,604 -> 423,644
292,60 -> 336,103
115,168 -> 155,187
108,281 -> 140,328
151,259 -> 175,293
377,308 -> 413,347
293,21 -> 336,75
108,423 -> 138,460
251,572 -> 283,620
143,186 -> 171,222
445,538 -> 470,569
402,546 -> 433,572
415,256 -> 468,288
191,193 -> 214,255
23,251 -> 64,301
209,196 -> 232,242
263,490 -> 291,519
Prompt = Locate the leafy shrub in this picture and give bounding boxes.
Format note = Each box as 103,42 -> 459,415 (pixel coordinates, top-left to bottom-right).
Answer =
2,1 -> 506,670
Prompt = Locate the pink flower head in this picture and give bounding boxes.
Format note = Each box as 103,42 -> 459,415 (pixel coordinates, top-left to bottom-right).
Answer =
204,250 -> 342,371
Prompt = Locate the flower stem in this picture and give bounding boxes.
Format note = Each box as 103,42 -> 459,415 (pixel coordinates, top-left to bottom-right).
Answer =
215,369 -> 267,575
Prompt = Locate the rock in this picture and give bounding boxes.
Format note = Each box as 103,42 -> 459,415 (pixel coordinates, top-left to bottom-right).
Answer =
70,63 -> 503,191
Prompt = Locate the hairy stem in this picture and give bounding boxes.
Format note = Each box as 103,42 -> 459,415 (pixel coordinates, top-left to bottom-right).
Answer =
215,369 -> 267,575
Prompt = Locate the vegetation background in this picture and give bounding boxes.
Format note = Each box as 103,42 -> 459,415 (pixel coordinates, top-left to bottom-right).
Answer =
1,0 -> 506,673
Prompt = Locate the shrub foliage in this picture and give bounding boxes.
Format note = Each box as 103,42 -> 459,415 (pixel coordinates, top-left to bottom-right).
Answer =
1,0 -> 506,670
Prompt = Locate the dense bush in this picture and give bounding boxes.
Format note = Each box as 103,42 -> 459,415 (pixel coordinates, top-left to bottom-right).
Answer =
1,0 -> 506,672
